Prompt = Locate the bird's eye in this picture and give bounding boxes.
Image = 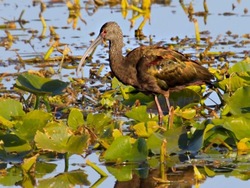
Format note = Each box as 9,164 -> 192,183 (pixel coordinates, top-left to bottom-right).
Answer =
101,30 -> 107,37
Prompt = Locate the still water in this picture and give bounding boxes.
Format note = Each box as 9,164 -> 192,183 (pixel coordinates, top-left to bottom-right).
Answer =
1,0 -> 250,187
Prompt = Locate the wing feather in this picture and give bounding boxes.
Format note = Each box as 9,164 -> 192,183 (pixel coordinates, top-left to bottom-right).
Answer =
136,47 -> 212,92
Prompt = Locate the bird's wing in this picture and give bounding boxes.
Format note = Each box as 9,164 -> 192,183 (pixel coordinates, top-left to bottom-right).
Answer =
137,48 -> 212,90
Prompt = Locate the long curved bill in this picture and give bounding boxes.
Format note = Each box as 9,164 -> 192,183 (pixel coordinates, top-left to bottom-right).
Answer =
76,34 -> 103,76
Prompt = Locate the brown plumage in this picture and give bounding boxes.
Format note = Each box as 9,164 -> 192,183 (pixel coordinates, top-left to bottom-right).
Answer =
77,22 -> 213,125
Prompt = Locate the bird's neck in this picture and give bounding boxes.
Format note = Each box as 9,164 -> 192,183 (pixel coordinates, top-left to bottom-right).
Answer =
109,39 -> 124,68
109,39 -> 125,77
108,39 -> 138,87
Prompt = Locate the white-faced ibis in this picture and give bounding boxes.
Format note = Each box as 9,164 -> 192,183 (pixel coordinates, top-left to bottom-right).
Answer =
77,22 -> 213,125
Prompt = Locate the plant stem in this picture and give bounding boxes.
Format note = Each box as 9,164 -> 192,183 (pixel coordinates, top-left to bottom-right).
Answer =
64,152 -> 69,172
34,95 -> 40,109
43,95 -> 51,112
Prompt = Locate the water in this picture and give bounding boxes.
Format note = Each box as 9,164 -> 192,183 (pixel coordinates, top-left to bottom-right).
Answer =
1,0 -> 250,187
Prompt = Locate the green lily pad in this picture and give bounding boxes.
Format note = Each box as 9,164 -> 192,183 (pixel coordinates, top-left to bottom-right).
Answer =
217,58 -> 250,92
112,77 -> 154,105
106,164 -> 134,181
163,126 -> 186,154
230,163 -> 250,180
123,92 -> 154,106
35,121 -> 89,154
14,110 -> 52,142
104,136 -> 148,163
222,86 -> 250,116
0,116 -> 14,128
217,74 -> 250,92
37,170 -> 90,188
35,162 -> 57,178
67,108 -> 84,130
175,107 -> 196,119
86,113 -> 113,134
203,122 -> 236,146
0,99 -> 25,121
15,72 -> 69,96
125,106 -> 150,122
147,132 -> 165,154
147,127 -> 188,154
133,121 -> 159,137
21,153 -> 39,173
228,57 -> 250,74
180,128 -> 204,152
0,166 -> 22,186
170,88 -> 201,108
0,133 -> 32,155
223,116 -> 250,140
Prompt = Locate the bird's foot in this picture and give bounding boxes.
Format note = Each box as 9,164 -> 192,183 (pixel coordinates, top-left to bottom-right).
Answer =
158,113 -> 164,126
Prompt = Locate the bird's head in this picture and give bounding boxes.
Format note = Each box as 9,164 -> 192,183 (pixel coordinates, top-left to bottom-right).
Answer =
99,22 -> 122,41
77,22 -> 122,75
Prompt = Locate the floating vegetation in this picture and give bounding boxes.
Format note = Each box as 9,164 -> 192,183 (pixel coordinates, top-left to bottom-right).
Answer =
1,0 -> 250,187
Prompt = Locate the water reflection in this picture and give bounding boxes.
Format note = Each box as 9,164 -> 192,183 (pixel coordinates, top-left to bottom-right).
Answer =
1,1 -> 250,188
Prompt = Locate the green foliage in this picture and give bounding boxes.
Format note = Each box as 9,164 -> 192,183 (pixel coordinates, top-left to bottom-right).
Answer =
106,164 -> 141,181
217,58 -> 250,92
104,136 -> 148,163
0,98 -> 90,165
14,110 -> 52,142
67,108 -> 84,130
35,121 -> 89,154
125,105 -> 151,122
14,72 -> 69,110
0,133 -> 32,154
21,154 -> 39,173
222,86 -> 250,116
37,170 -> 90,188
0,166 -> 23,186
2,56 -> 250,186
222,116 -> 250,140
133,121 -> 160,137
0,98 -> 25,121
3,1 -> 250,187
228,57 -> 250,74
15,72 -> 69,96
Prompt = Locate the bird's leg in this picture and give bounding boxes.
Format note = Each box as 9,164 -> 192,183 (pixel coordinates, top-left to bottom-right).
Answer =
164,91 -> 174,128
154,95 -> 164,125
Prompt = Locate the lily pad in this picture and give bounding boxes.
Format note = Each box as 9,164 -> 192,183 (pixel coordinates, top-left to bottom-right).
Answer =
147,127 -> 189,154
125,105 -> 150,122
222,86 -> 250,116
86,113 -> 115,138
35,121 -> 89,154
0,166 -> 22,186
67,108 -> 84,130
203,122 -> 236,146
0,99 -> 25,121
147,132 -> 165,154
223,116 -> 250,140
37,170 -> 90,188
170,88 -> 201,108
106,164 -> 134,181
217,58 -> 250,92
14,110 -> 52,142
104,136 -> 148,163
228,57 -> 250,74
217,74 -> 250,92
133,121 -> 159,137
15,72 -> 69,96
21,153 -> 39,173
0,133 -> 32,154
35,162 -> 57,178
